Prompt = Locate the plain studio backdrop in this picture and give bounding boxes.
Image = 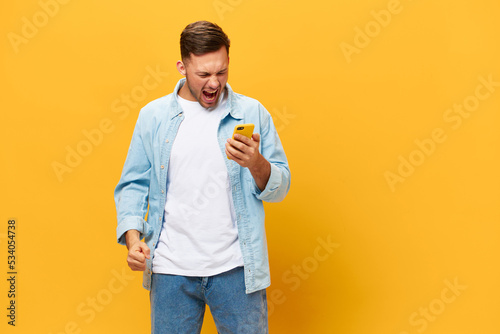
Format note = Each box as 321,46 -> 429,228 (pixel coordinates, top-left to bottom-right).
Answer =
1,0 -> 499,333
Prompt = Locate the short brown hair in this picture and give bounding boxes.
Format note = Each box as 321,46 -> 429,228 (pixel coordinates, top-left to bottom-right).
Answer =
180,21 -> 230,61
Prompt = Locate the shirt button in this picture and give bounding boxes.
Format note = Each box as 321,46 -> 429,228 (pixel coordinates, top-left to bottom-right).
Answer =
161,190 -> 164,194
165,139 -> 169,143
161,165 -> 164,169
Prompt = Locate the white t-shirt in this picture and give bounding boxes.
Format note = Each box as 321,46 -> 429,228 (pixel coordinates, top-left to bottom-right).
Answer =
152,92 -> 244,276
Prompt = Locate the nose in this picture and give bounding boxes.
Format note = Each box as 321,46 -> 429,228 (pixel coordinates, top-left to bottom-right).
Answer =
208,75 -> 219,89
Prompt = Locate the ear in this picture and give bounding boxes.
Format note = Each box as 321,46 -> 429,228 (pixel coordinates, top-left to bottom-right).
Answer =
176,60 -> 186,76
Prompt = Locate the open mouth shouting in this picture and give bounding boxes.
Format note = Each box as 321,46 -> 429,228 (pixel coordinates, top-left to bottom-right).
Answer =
202,88 -> 219,104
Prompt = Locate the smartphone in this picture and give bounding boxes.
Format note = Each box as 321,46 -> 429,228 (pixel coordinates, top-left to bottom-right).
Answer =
232,123 -> 254,140
227,123 -> 255,159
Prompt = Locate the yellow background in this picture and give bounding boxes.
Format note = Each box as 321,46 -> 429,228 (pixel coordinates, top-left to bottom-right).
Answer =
1,0 -> 499,333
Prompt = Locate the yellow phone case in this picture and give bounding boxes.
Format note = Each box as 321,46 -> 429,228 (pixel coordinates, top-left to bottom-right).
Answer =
232,123 -> 254,139
227,123 -> 255,159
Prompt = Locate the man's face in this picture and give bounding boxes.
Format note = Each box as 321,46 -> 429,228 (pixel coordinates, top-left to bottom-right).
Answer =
177,47 -> 229,109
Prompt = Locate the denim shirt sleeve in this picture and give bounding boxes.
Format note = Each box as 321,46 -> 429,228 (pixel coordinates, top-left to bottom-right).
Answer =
251,104 -> 291,203
114,110 -> 152,245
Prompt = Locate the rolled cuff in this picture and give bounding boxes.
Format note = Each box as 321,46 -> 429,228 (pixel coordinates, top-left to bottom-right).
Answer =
253,163 -> 287,202
116,216 -> 148,245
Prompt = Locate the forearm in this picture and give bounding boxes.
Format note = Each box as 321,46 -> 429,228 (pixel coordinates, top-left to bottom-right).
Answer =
125,230 -> 141,250
248,154 -> 271,192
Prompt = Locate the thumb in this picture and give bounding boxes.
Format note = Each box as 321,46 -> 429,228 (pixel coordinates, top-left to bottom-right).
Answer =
142,243 -> 151,259
252,133 -> 260,143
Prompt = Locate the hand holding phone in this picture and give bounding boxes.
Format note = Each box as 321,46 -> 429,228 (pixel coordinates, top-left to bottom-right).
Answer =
227,123 -> 254,159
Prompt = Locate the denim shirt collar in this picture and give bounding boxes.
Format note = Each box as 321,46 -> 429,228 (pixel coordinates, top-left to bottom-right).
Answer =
171,78 -> 243,120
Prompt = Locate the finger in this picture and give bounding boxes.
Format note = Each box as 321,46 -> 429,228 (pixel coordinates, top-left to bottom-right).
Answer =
127,256 -> 146,271
128,255 -> 145,267
233,133 -> 252,145
228,136 -> 246,149
225,146 -> 234,159
129,249 -> 146,263
226,139 -> 246,155
128,261 -> 146,271
129,246 -> 146,261
225,144 -> 240,160
234,134 -> 259,153
227,142 -> 250,162
127,243 -> 149,271
231,137 -> 257,157
252,133 -> 260,144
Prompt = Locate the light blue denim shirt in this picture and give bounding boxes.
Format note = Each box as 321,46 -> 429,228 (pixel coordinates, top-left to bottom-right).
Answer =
114,78 -> 291,293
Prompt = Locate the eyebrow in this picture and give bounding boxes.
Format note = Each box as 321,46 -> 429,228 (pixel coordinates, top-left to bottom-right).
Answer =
195,68 -> 228,75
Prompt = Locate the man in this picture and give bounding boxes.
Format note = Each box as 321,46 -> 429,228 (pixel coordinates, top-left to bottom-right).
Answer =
114,21 -> 290,334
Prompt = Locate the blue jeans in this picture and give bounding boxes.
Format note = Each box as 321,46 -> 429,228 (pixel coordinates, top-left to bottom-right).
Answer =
150,267 -> 268,334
